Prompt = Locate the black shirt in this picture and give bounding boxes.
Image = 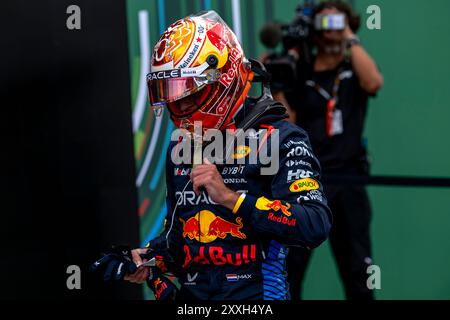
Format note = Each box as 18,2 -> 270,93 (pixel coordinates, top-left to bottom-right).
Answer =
289,57 -> 371,173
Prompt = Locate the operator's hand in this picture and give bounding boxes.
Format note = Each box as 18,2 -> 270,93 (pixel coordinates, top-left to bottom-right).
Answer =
190,158 -> 240,211
124,248 -> 149,284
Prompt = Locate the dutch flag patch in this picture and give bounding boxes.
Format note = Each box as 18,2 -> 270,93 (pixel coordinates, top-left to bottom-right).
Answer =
226,274 -> 238,282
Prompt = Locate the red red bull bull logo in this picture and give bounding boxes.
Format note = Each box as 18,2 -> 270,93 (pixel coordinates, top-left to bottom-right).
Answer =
180,216 -> 202,240
180,210 -> 246,243
255,197 -> 296,227
153,278 -> 168,300
267,212 -> 296,226
255,197 -> 293,217
264,199 -> 292,217
183,244 -> 257,267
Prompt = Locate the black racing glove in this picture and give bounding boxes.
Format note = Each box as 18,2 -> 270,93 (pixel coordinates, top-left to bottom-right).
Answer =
90,245 -> 137,282
140,249 -> 179,300
90,245 -> 179,300
146,271 -> 178,300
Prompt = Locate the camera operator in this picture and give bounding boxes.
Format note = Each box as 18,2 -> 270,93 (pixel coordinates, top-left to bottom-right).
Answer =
266,1 -> 383,300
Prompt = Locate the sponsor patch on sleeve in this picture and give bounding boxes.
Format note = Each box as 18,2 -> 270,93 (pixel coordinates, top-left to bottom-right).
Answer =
289,178 -> 319,193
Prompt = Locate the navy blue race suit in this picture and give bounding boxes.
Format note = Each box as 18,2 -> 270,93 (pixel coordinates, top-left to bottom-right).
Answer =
146,98 -> 332,300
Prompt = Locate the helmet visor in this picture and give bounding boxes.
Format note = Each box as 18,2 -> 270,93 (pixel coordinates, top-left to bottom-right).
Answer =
148,76 -> 207,106
166,85 -> 213,117
147,62 -> 212,107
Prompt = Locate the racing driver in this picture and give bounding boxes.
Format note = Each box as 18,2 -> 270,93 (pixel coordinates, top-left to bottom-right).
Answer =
93,11 -> 332,300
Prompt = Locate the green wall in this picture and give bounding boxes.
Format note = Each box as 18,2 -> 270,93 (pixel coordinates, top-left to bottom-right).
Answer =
126,0 -> 450,299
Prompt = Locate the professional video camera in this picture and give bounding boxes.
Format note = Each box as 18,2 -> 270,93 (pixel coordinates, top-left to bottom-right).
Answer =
259,0 -> 316,92
260,0 -> 346,92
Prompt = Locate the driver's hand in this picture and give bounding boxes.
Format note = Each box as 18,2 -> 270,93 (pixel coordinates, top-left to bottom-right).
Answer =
124,248 -> 149,284
190,158 -> 240,211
